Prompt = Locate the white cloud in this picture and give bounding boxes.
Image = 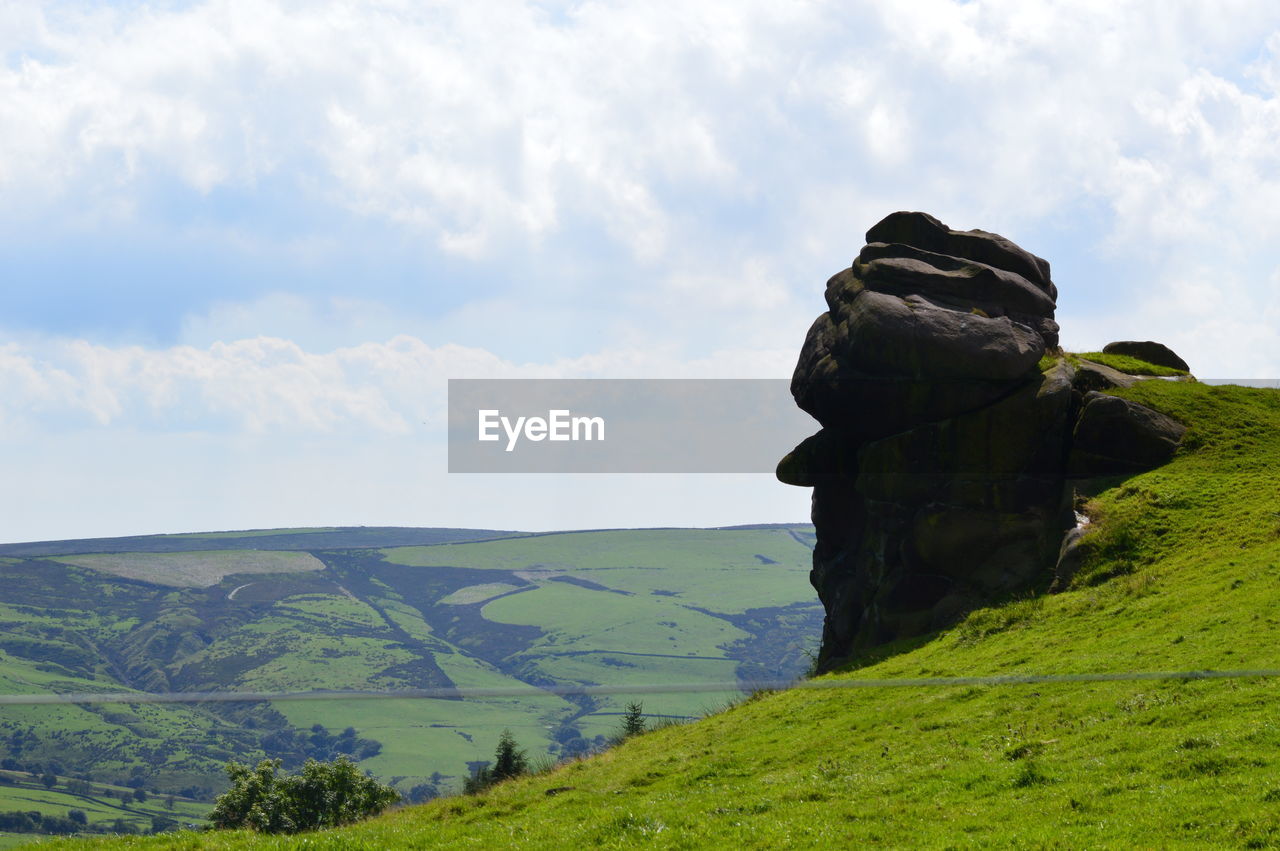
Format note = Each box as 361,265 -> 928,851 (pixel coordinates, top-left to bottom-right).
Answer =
3,4 -> 1279,344
4,0 -> 1280,539
0,332 -> 800,439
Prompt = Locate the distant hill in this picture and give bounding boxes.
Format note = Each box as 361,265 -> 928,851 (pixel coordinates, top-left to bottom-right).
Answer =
0,523 -> 820,827
0,527 -> 525,557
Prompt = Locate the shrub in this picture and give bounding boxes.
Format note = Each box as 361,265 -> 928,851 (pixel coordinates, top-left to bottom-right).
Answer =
210,756 -> 399,834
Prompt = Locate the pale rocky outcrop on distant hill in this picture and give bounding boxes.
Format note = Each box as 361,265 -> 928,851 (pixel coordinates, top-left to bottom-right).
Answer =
779,211 -> 1189,669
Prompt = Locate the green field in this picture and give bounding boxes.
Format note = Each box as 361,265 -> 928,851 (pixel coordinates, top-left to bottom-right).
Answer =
0,770 -> 208,842
46,376 -> 1280,847
0,523 -> 821,825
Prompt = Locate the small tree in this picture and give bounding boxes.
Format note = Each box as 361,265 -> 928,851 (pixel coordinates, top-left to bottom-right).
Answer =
133,788 -> 148,803
621,702 -> 646,738
40,772 -> 57,790
67,809 -> 88,826
464,730 -> 529,794
491,729 -> 528,782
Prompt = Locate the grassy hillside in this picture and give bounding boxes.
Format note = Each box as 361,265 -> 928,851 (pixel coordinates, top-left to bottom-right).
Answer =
0,526 -> 820,812
0,769 -> 208,837
53,377 -> 1280,847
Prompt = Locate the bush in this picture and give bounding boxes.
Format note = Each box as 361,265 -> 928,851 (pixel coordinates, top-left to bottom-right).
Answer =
210,756 -> 399,834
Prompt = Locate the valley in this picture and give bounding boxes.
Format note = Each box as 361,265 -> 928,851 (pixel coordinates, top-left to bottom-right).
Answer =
0,525 -> 821,819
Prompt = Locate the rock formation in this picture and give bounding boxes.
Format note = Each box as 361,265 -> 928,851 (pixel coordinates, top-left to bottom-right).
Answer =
778,211 -> 1188,669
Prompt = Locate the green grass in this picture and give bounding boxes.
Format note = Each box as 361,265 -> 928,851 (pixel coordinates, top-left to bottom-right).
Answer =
51,380 -> 1280,848
382,527 -> 814,614
1076,351 -> 1190,377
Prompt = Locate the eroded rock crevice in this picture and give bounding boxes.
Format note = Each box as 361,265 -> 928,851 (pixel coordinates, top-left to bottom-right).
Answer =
779,212 -> 1188,670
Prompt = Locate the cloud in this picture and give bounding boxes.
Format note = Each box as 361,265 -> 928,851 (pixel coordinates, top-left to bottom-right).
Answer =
0,332 -> 799,439
5,1 -> 1269,258
3,1 -> 1280,538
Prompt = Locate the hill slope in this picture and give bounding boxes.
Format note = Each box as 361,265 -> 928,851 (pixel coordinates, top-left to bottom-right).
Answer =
58,377 -> 1280,847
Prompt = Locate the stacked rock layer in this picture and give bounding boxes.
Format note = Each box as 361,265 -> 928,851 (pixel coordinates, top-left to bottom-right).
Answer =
779,212 -> 1187,669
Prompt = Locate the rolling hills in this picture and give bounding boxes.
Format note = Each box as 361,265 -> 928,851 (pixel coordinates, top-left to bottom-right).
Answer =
50,376 -> 1280,846
0,523 -> 821,830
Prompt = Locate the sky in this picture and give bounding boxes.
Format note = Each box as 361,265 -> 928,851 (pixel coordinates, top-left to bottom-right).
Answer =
2,0 -> 1279,542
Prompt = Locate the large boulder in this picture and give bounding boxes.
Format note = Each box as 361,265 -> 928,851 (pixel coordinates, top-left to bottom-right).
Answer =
1067,392 -> 1188,477
1102,340 -> 1190,372
840,290 -> 1046,381
780,213 -> 1187,670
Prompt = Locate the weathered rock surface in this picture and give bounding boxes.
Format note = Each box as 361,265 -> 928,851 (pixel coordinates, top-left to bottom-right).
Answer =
1102,340 -> 1190,372
1067,392 -> 1188,477
1072,359 -> 1138,392
865,211 -> 1055,299
780,212 -> 1189,669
